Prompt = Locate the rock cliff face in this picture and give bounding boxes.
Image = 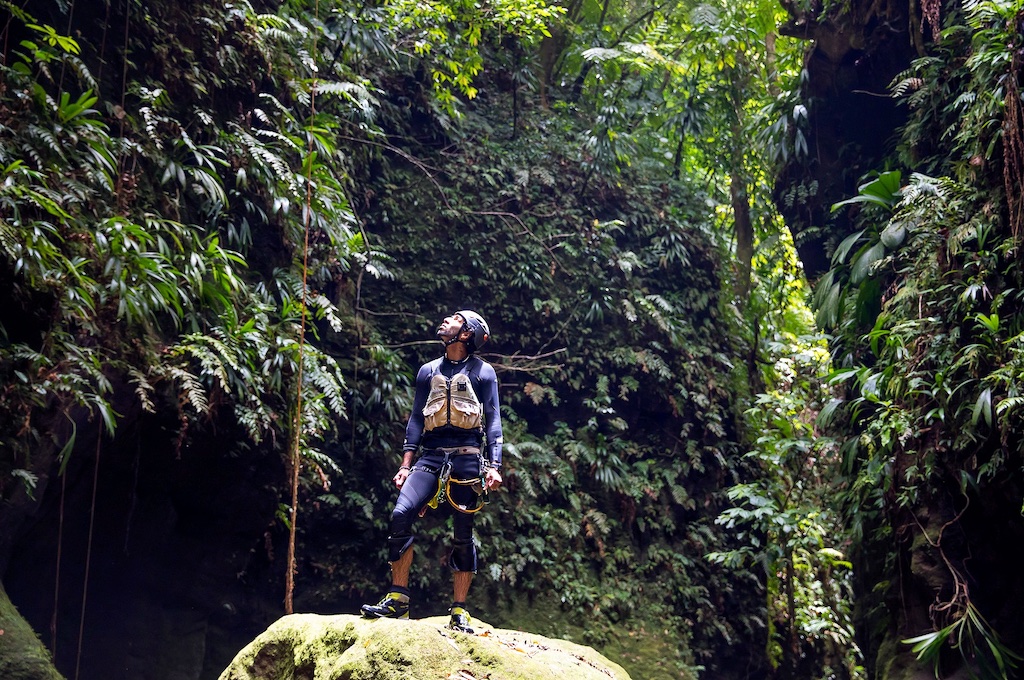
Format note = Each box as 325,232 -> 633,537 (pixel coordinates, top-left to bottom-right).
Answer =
775,0 -> 919,278
219,614 -> 632,680
2,405 -> 287,680
0,584 -> 64,680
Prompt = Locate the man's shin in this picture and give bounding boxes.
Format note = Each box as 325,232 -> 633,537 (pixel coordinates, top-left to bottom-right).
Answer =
390,544 -> 414,588
453,570 -> 473,603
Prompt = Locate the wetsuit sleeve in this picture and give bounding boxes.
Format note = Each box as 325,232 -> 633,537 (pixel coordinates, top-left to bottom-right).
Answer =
479,362 -> 503,467
402,363 -> 433,453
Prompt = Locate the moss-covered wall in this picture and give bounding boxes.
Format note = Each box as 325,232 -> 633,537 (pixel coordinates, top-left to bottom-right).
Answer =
0,583 -> 64,680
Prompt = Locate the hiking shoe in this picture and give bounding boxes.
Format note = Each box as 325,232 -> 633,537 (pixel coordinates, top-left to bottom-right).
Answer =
447,605 -> 474,633
360,592 -> 410,619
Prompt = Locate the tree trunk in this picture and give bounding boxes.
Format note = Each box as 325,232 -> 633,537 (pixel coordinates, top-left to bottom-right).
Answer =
728,60 -> 754,307
731,164 -> 753,304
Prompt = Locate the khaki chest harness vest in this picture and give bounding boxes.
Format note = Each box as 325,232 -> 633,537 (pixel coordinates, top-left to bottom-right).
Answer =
422,368 -> 483,432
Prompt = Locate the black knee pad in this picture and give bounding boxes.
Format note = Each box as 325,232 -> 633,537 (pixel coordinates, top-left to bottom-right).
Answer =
448,541 -> 478,573
388,534 -> 415,563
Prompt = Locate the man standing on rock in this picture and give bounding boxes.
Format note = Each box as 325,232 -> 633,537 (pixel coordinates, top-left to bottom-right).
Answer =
361,310 -> 503,633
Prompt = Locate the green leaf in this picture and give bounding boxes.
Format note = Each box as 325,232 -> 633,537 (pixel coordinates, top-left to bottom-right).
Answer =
816,398 -> 844,428
827,367 -> 862,384
879,221 -> 907,249
859,170 -> 902,202
814,280 -> 843,328
855,278 -> 882,327
850,242 -> 885,284
975,313 -> 1000,333
832,229 -> 865,265
972,388 -> 992,427
831,193 -> 891,211
831,171 -> 902,212
904,629 -> 944,655
57,420 -> 78,476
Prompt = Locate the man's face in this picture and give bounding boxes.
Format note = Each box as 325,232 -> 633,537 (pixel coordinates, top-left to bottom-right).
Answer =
436,313 -> 466,340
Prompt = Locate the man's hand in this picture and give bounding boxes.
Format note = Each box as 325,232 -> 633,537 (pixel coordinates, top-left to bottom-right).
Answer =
393,466 -> 411,489
485,467 -> 503,491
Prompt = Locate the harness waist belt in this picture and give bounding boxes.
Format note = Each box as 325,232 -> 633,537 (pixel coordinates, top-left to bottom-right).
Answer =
422,447 -> 481,456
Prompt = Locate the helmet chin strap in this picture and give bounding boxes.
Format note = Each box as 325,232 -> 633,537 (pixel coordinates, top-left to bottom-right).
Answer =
440,323 -> 470,348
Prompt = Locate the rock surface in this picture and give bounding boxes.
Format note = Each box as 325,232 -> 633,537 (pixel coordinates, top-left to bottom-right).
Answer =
219,613 -> 632,680
0,583 -> 64,680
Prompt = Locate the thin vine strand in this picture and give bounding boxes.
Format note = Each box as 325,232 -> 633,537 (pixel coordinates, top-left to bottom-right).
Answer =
50,468 -> 67,657
284,0 -> 319,615
74,433 -> 102,680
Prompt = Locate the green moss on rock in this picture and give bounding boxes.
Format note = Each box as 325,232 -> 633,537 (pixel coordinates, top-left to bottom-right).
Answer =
220,614 -> 632,680
0,582 -> 64,680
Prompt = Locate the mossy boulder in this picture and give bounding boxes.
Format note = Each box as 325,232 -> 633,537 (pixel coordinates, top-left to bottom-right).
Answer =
219,613 -> 632,680
0,582 -> 64,680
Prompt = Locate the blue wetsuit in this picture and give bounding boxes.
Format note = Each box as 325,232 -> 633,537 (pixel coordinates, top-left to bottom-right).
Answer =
402,355 -> 503,466
387,355 -> 503,572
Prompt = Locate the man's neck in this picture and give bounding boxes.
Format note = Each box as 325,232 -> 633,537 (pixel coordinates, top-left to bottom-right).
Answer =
444,344 -> 470,363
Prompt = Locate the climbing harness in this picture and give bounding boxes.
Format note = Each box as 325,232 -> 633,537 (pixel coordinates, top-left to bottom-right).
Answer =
421,448 -> 488,515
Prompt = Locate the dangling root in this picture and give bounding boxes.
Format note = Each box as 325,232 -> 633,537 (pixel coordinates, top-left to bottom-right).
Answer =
1004,9 -> 1024,239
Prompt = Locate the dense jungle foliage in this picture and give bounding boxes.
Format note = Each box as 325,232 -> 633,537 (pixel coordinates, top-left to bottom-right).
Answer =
1,0 -> 1022,678
807,0 -> 1024,676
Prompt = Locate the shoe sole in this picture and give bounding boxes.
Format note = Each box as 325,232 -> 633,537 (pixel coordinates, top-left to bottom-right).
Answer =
360,608 -> 409,620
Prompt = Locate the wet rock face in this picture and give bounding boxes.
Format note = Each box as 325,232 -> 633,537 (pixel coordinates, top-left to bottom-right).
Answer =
775,0 -> 919,278
0,584 -> 64,680
3,407 -> 286,680
219,613 -> 633,680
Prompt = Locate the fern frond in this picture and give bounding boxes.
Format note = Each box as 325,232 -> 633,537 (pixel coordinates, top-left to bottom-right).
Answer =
168,366 -> 210,414
303,447 -> 342,476
584,46 -> 624,63
690,4 -> 720,29
235,403 -> 272,442
996,396 -> 1024,416
890,77 -> 924,98
257,93 -> 296,123
27,124 -> 65,160
127,367 -> 156,413
585,508 -> 610,535
65,55 -> 98,91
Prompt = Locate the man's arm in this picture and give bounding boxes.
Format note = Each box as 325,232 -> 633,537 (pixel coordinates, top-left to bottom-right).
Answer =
393,449 -> 415,489
479,362 -> 503,468
402,362 -> 433,454
395,362 -> 432,488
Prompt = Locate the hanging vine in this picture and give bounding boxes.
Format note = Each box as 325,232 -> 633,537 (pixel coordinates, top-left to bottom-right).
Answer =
1003,7 -> 1024,238
283,0 -> 319,618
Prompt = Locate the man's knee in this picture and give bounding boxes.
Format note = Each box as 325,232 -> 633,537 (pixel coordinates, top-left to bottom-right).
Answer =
448,540 -> 477,573
388,534 -> 414,563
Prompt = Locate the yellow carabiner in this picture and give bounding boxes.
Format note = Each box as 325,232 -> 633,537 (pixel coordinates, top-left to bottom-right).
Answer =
446,476 -> 487,514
